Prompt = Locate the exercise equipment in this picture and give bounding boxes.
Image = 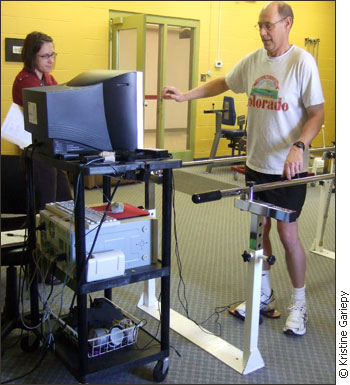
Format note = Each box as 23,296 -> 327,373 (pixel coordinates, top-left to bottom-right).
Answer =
183,145 -> 335,169
137,160 -> 334,376
205,96 -> 246,173
310,150 -> 335,259
190,171 -> 335,374
192,173 -> 335,203
305,37 -> 320,64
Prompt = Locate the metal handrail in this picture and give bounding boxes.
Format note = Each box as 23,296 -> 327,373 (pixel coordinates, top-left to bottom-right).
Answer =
192,172 -> 335,204
182,146 -> 335,168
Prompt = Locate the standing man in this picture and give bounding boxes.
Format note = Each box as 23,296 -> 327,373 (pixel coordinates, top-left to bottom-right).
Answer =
162,1 -> 324,336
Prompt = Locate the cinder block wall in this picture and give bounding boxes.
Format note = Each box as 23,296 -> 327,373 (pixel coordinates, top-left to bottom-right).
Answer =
1,1 -> 335,157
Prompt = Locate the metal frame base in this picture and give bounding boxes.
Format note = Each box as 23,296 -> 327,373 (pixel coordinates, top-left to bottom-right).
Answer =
138,243 -> 266,376
137,299 -> 264,375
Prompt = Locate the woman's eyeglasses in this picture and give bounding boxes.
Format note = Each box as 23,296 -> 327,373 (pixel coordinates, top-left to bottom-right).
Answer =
37,52 -> 57,60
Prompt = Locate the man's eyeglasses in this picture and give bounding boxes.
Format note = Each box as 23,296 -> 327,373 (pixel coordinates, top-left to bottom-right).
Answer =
37,53 -> 57,60
255,17 -> 286,31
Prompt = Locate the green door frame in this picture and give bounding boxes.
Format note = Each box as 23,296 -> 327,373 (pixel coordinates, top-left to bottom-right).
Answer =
110,11 -> 199,161
111,14 -> 146,73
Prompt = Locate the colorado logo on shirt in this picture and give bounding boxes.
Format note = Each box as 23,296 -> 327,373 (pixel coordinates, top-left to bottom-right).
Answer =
248,75 -> 289,111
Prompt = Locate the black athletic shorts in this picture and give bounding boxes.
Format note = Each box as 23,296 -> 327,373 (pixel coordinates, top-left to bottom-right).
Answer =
245,166 -> 308,221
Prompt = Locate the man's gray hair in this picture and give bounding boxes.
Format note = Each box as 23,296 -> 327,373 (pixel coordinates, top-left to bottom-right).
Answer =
277,2 -> 294,25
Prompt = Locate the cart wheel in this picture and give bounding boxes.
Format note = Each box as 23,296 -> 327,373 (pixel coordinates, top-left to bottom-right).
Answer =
20,334 -> 40,353
153,359 -> 169,382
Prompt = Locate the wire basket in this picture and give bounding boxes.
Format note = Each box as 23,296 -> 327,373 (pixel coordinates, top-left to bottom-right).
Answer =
88,318 -> 139,358
54,312 -> 141,359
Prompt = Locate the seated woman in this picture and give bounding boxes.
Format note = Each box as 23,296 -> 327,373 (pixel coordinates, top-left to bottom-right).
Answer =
12,31 -> 73,284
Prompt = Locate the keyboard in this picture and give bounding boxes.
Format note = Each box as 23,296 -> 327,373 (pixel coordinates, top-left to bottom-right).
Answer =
45,200 -> 119,230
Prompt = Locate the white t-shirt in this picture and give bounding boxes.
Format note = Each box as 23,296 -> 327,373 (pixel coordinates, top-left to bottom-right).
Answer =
225,45 -> 325,174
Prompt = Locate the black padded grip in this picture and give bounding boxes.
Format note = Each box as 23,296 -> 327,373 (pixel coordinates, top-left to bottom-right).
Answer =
192,190 -> 222,204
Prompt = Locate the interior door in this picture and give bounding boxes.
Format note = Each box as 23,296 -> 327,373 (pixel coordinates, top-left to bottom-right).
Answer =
111,14 -> 198,161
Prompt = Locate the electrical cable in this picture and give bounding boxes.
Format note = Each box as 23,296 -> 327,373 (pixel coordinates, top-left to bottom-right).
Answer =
171,174 -> 242,337
2,245 -> 54,384
1,331 -> 51,384
3,152 -> 95,382
3,153 -> 118,382
23,156 -> 121,339
16,144 -> 45,331
0,329 -> 24,353
42,157 -> 104,327
131,291 -> 181,358
61,164 -> 122,331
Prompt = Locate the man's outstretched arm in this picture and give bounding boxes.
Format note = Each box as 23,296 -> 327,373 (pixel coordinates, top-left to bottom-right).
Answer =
162,77 -> 229,102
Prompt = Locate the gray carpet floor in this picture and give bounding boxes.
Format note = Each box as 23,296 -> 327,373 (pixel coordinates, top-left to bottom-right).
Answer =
1,164 -> 335,384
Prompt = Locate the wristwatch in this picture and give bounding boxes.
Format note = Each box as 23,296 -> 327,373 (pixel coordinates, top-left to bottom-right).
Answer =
293,141 -> 305,151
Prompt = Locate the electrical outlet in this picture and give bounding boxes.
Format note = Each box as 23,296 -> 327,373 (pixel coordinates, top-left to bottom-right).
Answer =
200,74 -> 207,82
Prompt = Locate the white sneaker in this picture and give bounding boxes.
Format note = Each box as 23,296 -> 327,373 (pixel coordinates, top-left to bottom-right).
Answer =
283,302 -> 308,336
228,290 -> 280,324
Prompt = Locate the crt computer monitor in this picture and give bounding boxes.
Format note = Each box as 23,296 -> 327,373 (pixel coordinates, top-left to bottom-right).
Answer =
23,82 -> 113,158
23,70 -> 144,158
66,69 -> 144,155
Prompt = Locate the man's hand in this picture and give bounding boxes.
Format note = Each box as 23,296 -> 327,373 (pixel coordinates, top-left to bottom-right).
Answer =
162,86 -> 185,102
282,145 -> 304,180
282,104 -> 324,180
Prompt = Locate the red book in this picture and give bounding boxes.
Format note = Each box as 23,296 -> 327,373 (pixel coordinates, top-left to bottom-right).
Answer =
90,203 -> 150,220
